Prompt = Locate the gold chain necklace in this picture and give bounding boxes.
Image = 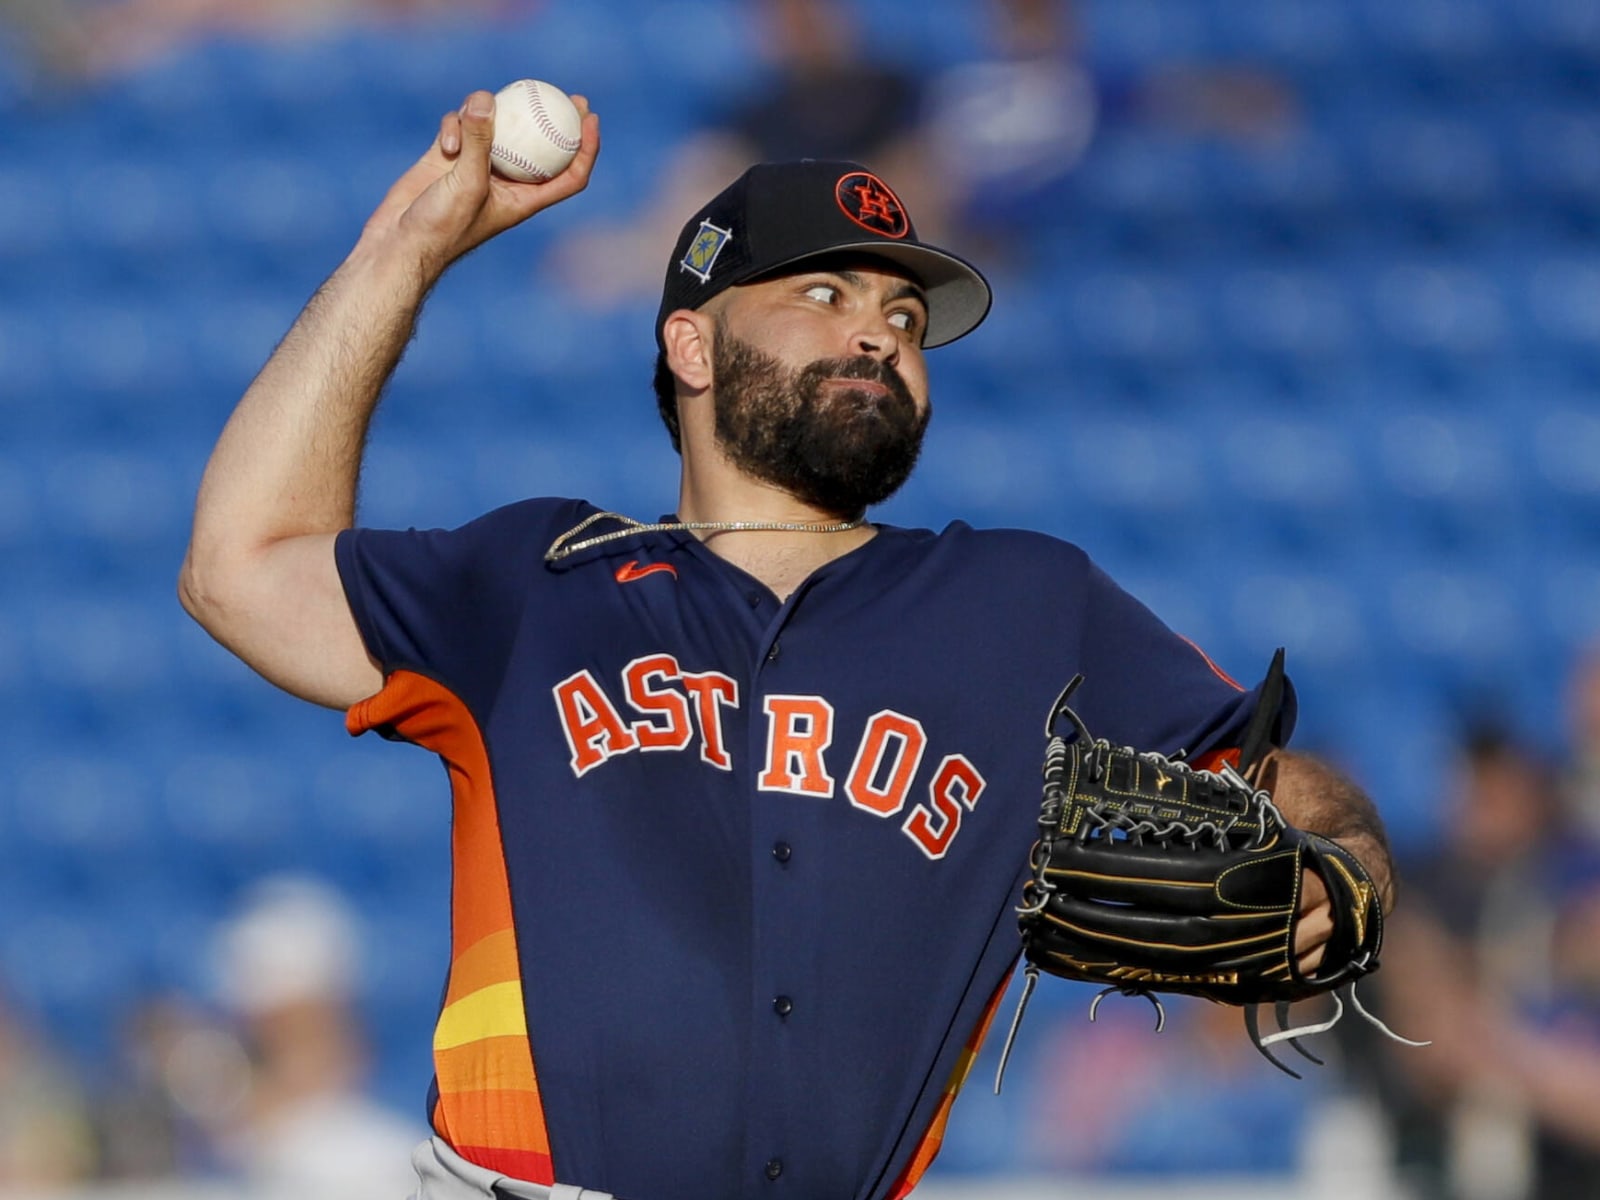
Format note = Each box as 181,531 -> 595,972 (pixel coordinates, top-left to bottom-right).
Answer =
544,509 -> 868,563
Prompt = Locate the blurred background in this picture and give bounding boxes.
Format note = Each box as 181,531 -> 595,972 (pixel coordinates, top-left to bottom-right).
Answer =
1,0 -> 1599,1197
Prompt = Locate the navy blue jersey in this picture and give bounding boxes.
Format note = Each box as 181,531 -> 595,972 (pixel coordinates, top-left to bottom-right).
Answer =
335,497 -> 1291,1200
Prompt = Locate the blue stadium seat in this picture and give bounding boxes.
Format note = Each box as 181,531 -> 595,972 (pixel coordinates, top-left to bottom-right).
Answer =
1355,256 -> 1512,359
1314,682 -> 1455,851
1354,400 -> 1527,554
1079,0 -> 1214,66
156,748 -> 306,888
1238,569 -> 1374,684
1515,393 -> 1600,557
1072,135 -> 1215,244
0,901 -> 145,1061
1352,0 -> 1503,65
1510,0 -> 1600,61
301,741 -> 449,895
10,751 -> 160,866
628,0 -> 764,102
1202,0 -> 1360,67
1358,114 -> 1506,218
1199,130 -> 1356,232
1060,264 -> 1210,368
1207,261 -> 1363,366
1515,251 -> 1600,352
1496,102 -> 1600,210
1380,565 -> 1526,696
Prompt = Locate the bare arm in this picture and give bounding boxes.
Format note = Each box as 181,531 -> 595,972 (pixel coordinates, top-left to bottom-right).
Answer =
1262,749 -> 1396,912
179,88 -> 601,709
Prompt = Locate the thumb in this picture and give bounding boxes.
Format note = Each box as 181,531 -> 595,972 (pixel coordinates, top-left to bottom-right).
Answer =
453,90 -> 497,191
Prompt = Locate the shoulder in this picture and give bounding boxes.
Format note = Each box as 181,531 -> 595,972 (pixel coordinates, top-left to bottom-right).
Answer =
345,497 -> 599,554
337,498 -> 604,600
886,520 -> 1094,576
453,496 -> 600,543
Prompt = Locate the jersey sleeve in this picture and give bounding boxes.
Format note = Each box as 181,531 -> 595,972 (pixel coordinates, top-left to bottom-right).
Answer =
335,497 -> 591,710
1074,560 -> 1297,763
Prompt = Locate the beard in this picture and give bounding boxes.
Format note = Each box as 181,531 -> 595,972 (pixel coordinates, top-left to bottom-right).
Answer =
710,319 -> 930,517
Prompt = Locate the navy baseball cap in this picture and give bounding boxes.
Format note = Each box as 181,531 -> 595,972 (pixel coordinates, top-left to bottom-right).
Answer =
655,160 -> 992,350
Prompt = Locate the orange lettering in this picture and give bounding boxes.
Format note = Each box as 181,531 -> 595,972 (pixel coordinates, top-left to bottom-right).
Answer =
624,655 -> 693,752
903,755 -> 986,860
759,695 -> 836,797
681,671 -> 739,771
553,670 -> 638,777
845,710 -> 927,817
854,182 -> 901,226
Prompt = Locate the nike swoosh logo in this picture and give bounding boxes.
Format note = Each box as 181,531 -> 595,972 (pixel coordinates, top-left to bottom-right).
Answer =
615,560 -> 678,583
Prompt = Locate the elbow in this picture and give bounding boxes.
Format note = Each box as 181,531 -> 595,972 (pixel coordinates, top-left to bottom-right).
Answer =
177,550 -> 214,627
177,545 -> 238,634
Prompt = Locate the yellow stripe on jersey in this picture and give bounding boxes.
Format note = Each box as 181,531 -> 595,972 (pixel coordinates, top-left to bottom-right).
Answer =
435,981 -> 528,1051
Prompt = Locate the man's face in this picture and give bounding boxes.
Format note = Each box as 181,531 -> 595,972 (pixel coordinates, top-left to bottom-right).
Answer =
708,260 -> 931,516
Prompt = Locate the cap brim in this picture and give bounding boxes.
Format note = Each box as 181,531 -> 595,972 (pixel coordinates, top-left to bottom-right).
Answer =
745,241 -> 993,349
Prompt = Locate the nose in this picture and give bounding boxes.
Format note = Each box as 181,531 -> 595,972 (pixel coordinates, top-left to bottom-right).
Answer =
851,314 -> 900,366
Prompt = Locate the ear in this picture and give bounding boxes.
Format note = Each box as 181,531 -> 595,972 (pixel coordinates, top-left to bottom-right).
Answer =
662,309 -> 715,394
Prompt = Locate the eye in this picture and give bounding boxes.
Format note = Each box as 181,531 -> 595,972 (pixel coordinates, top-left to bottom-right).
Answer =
804,283 -> 838,304
888,311 -> 915,331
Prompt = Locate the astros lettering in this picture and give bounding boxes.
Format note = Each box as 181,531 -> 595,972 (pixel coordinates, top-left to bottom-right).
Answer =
553,654 -> 987,860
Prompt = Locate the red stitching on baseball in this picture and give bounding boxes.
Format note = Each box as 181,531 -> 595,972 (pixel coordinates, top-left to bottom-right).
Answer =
491,142 -> 555,181
519,81 -> 580,153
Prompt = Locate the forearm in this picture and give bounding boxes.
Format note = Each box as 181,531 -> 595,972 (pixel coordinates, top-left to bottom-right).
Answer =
176,88 -> 599,707
179,231 -> 437,633
1260,749 -> 1396,912
186,234 -> 432,560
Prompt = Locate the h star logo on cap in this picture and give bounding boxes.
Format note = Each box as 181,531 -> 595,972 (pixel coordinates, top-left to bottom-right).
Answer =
835,171 -> 910,239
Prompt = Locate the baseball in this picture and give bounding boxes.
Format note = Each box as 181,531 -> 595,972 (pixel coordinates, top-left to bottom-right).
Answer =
488,79 -> 582,182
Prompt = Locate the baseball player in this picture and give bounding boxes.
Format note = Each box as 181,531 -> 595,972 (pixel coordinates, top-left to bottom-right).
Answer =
180,90 -> 1395,1200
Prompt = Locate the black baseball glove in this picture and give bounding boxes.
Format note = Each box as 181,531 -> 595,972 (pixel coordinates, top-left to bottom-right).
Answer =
997,652 -> 1419,1086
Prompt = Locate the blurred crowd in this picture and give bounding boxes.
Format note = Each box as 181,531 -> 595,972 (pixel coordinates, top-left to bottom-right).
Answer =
0,876 -> 422,1197
544,0 -> 1295,299
1341,645 -> 1600,1200
1,0 -> 1598,1197
0,0 -> 528,81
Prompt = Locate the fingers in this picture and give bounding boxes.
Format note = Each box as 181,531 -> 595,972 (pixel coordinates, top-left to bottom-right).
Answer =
438,110 -> 463,158
530,95 -> 601,204
1299,868 -> 1328,914
1295,904 -> 1333,973
1295,867 -> 1333,974
451,89 -> 497,193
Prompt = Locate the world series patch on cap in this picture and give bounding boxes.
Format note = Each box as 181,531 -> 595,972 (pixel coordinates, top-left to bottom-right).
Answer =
656,160 -> 993,349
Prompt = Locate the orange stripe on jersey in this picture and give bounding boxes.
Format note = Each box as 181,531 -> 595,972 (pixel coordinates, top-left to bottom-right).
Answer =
886,969 -> 1014,1200
448,1147 -> 554,1186
435,1035 -> 540,1095
445,929 -> 522,1006
1193,747 -> 1243,774
1178,635 -> 1244,692
346,671 -> 553,1184
438,1087 -> 551,1156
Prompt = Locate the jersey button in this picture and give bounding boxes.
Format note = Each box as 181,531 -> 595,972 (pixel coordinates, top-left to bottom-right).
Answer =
773,995 -> 793,1017
772,841 -> 792,863
765,639 -> 781,662
765,1158 -> 783,1181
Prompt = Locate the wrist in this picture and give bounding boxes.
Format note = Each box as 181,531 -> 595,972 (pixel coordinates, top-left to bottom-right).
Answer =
346,224 -> 450,296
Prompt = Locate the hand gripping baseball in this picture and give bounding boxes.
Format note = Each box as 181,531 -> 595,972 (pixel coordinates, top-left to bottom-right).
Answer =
363,88 -> 601,278
995,657 -> 1427,1090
